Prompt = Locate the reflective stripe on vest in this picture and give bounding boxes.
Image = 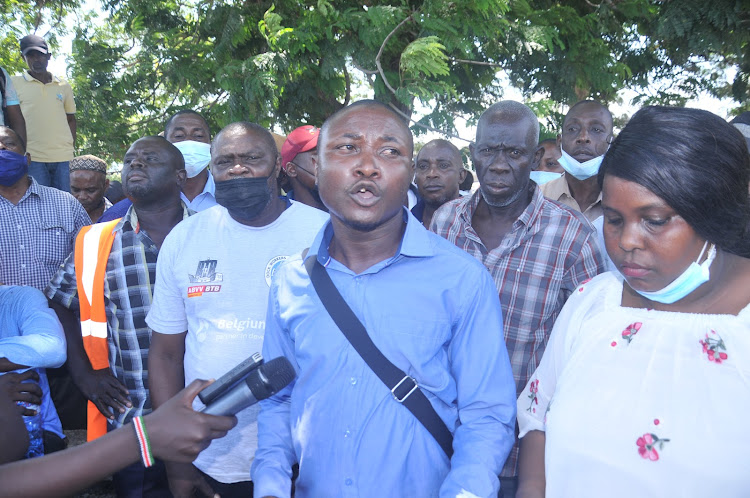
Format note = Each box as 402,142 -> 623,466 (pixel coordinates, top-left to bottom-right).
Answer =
73,218 -> 121,441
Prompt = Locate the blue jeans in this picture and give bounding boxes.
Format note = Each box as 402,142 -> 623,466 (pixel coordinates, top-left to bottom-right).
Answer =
28,161 -> 70,192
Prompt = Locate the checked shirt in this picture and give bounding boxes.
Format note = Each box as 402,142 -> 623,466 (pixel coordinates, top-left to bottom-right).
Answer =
430,185 -> 605,476
46,203 -> 191,428
0,177 -> 90,290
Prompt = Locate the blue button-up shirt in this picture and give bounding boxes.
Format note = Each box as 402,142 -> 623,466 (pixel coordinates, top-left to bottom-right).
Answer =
179,170 -> 216,211
252,209 -> 516,498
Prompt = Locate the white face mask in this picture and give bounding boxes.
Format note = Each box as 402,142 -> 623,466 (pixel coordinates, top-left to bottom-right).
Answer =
530,170 -> 564,186
558,147 -> 605,181
173,140 -> 211,178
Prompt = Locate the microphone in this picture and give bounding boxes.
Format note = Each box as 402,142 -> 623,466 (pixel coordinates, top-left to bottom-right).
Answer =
201,357 -> 296,416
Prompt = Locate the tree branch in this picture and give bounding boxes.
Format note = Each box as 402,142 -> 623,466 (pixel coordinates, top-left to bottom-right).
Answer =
343,64 -> 351,107
351,58 -> 378,75
375,14 -> 414,97
450,57 -> 505,68
386,103 -> 473,144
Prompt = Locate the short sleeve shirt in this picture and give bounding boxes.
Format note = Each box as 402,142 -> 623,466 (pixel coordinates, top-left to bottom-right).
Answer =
146,201 -> 329,483
1,67 -> 20,126
11,71 -> 76,162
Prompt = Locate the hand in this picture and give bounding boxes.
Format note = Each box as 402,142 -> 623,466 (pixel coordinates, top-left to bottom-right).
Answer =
145,379 -> 237,462
164,461 -> 217,498
74,367 -> 131,419
0,370 -> 42,415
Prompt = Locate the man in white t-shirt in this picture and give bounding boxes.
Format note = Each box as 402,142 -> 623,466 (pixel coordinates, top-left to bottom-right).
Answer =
146,122 -> 328,498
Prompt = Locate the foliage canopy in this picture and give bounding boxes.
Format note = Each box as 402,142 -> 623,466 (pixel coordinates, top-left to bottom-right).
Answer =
0,0 -> 747,163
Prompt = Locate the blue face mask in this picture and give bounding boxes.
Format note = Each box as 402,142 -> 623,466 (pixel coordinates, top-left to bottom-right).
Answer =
530,170 -> 564,186
558,148 -> 605,181
629,242 -> 716,304
0,149 -> 28,187
173,140 -> 211,178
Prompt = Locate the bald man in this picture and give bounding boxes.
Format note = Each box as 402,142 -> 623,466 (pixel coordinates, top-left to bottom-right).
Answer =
430,101 -> 605,497
412,139 -> 466,228
147,122 -> 328,497
252,100 -> 515,498
46,136 -> 190,497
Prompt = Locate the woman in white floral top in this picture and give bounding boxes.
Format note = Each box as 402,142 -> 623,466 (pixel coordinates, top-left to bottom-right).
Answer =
516,106 -> 750,498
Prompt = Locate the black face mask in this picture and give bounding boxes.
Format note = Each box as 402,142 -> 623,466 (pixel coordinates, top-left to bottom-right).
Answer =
214,176 -> 272,221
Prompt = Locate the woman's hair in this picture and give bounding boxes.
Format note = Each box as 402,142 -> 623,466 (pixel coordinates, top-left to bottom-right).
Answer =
599,106 -> 750,257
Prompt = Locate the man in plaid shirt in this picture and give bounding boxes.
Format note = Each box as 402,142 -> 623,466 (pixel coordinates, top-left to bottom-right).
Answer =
46,136 -> 189,497
430,101 -> 605,497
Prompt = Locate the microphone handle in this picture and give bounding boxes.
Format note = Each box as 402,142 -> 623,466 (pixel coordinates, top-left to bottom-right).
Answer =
201,382 -> 260,416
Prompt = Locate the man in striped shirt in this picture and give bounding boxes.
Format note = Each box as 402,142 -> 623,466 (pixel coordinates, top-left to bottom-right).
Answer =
430,101 -> 605,498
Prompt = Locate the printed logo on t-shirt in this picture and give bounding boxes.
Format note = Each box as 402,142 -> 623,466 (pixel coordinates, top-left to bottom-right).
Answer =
264,255 -> 289,286
187,258 -> 223,297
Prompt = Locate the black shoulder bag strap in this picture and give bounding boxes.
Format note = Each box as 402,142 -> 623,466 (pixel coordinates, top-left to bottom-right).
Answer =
304,256 -> 454,457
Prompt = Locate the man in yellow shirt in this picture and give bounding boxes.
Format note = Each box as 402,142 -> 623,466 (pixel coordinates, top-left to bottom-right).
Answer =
11,35 -> 76,192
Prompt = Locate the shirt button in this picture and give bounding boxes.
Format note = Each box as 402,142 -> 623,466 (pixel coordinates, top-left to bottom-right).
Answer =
17,224 -> 21,229
20,264 -> 26,269
345,478 -> 353,486
344,430 -> 351,438
19,244 -> 24,249
350,377 -> 357,386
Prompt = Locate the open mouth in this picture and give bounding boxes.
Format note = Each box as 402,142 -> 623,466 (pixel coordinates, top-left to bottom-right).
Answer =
350,182 -> 380,206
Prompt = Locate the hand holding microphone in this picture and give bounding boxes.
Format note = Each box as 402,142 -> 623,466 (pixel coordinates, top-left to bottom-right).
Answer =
201,357 -> 296,416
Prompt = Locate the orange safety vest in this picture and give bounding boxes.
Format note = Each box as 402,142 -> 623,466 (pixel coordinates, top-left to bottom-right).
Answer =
73,218 -> 121,441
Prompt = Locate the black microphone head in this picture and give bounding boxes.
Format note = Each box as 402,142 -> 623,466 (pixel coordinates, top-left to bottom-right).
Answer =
246,357 -> 296,400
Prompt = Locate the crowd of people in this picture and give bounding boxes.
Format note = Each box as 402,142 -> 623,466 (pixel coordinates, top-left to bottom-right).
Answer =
1,32 -> 749,498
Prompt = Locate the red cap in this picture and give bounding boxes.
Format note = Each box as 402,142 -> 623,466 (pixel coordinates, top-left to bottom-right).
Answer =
281,125 -> 319,171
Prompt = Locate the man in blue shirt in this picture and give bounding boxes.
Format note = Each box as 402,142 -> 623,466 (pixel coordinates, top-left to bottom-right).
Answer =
252,100 -> 516,498
0,285 -> 67,453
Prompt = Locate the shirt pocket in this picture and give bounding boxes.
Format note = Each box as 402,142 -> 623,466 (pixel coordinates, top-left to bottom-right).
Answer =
34,216 -> 76,268
374,317 -> 452,374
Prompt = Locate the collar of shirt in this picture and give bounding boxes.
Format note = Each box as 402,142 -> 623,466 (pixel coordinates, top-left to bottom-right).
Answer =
306,208 -> 435,273
22,70 -> 62,84
180,170 -> 216,201
459,182 -> 545,234
542,173 -> 603,212
15,176 -> 42,204
124,200 -> 192,235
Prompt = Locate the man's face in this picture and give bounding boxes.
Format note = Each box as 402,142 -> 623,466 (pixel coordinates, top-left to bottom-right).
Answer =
23,50 -> 50,74
559,102 -> 613,162
70,170 -> 109,212
315,105 -> 413,232
0,128 -> 26,156
288,149 -> 317,191
471,116 -> 542,208
210,128 -> 280,191
122,138 -> 184,202
165,114 -> 211,144
413,141 -> 465,207
538,142 -> 564,173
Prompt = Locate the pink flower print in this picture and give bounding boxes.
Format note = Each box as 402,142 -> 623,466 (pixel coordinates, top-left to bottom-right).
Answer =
621,322 -> 642,344
699,331 -> 728,364
636,433 -> 670,461
526,379 -> 539,413
577,278 -> 593,293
